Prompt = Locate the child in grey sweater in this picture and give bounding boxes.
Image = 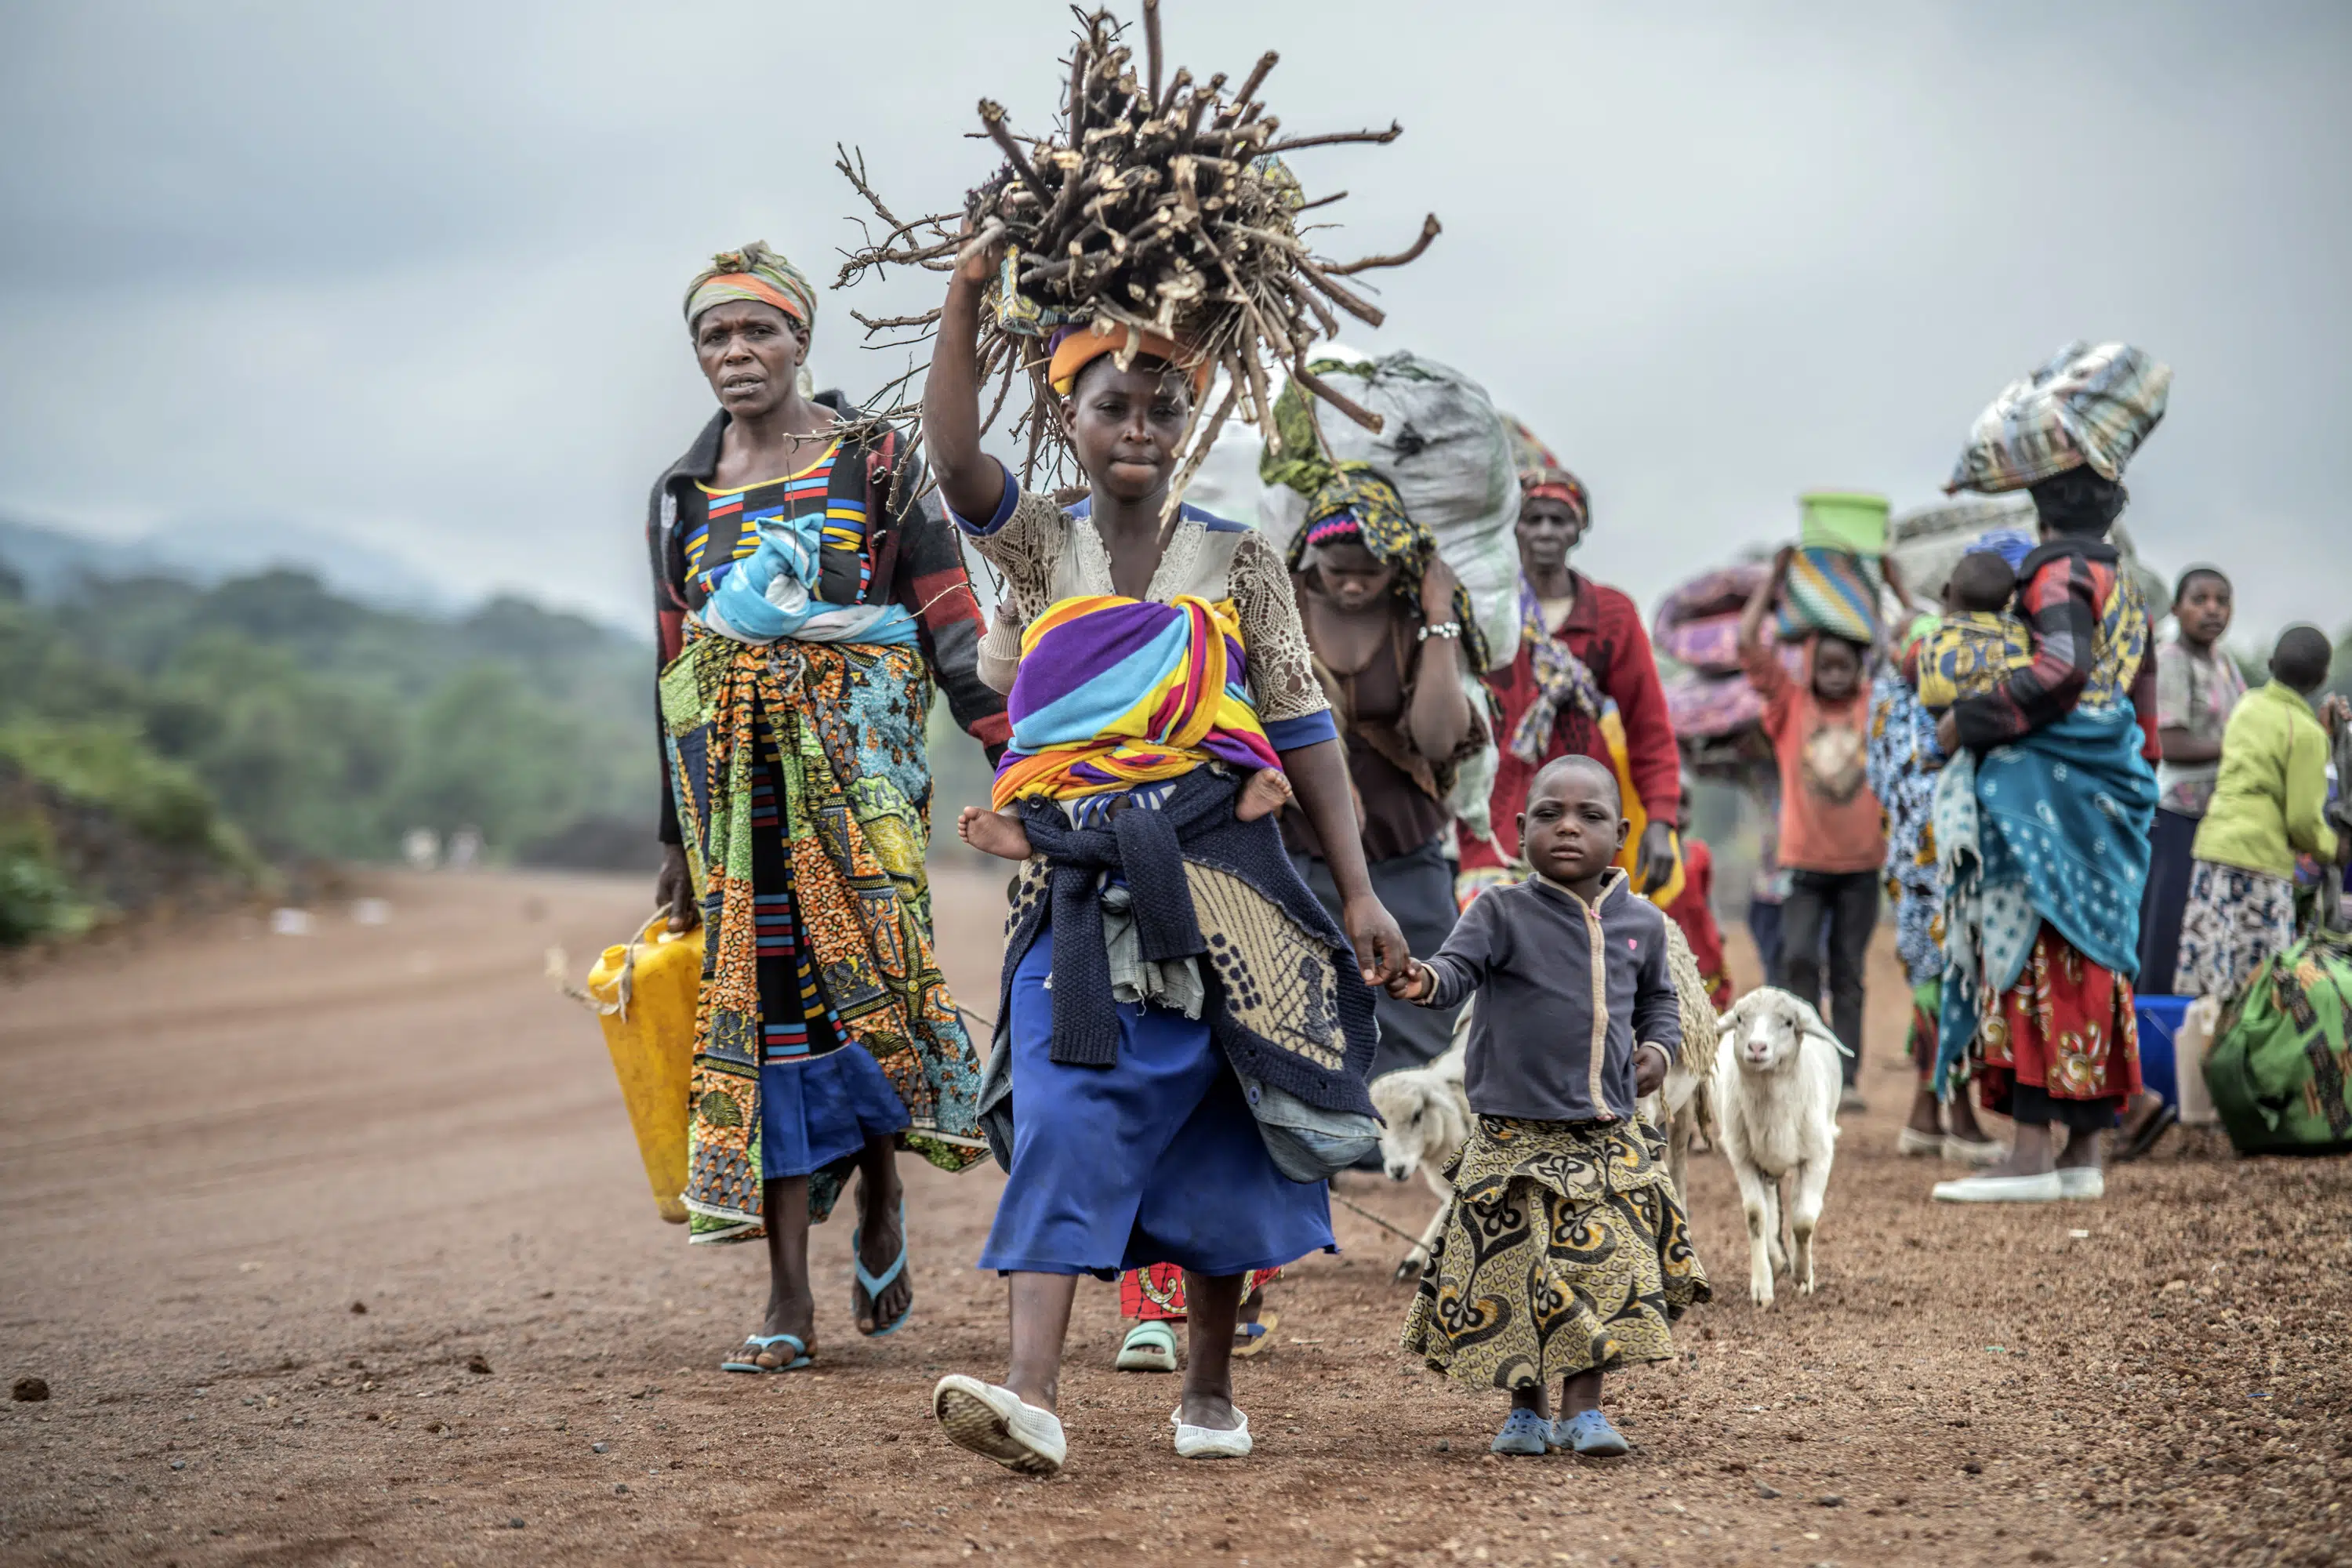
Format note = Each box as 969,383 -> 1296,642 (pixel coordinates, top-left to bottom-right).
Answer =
1392,754 -> 1710,1457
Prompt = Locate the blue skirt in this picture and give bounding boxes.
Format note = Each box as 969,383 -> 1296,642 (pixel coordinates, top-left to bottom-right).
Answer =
978,923 -> 1336,1278
758,1044 -> 910,1181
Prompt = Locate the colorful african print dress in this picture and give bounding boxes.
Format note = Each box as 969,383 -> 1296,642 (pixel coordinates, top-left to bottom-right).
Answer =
656,447 -> 990,1243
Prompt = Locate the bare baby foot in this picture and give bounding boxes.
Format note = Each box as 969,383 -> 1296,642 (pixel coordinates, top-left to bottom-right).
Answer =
957,805 -> 1033,861
1234,768 -> 1293,823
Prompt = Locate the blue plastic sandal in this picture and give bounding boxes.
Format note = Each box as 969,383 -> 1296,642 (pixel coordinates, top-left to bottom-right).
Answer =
852,1196 -> 912,1338
1490,1407 -> 1556,1456
1552,1409 -> 1629,1457
720,1333 -> 811,1374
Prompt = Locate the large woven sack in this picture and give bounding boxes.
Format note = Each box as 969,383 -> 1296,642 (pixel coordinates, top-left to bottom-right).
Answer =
1259,347 -> 1520,674
2203,933 -> 2352,1156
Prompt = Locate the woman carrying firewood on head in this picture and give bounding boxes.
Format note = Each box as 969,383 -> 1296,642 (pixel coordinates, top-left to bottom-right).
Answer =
923,260 -> 1403,1472
829,8 -> 1437,1472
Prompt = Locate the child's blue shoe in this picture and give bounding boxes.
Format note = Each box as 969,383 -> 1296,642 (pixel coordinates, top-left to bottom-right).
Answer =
1490,1407 -> 1556,1456
1552,1409 -> 1629,1457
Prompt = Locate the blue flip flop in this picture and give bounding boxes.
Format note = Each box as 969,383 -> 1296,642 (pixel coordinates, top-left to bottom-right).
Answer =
852,1196 -> 912,1338
720,1333 -> 811,1374
1490,1407 -> 1556,1456
1553,1409 -> 1630,1457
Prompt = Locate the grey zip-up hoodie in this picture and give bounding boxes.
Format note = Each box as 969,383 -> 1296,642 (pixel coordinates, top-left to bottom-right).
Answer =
1417,869 -> 1682,1123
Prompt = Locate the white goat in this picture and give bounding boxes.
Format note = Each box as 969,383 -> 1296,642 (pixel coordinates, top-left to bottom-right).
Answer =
1369,1014 -> 1474,1281
1712,986 -> 1845,1309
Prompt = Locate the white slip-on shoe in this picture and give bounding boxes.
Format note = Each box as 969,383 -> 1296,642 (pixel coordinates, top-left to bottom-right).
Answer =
1896,1127 -> 1944,1158
2056,1167 -> 2106,1200
1943,1134 -> 2007,1167
1170,1404 -> 1254,1459
1933,1171 -> 2063,1203
933,1374 -> 1067,1475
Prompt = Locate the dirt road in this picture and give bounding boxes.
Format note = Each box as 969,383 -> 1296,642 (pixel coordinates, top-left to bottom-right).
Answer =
3,866 -> 2345,1567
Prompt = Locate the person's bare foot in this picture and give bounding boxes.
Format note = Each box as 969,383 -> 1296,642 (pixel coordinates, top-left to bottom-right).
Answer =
1235,768 -> 1292,823
956,805 -> 1033,861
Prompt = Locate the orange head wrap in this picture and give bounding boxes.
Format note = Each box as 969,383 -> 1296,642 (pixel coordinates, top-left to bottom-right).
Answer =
1047,324 -> 1212,398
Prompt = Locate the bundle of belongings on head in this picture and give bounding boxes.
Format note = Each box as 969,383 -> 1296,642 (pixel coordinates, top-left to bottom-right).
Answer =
1776,492 -> 1890,648
1945,339 -> 2173,497
1653,562 -> 1801,779
1259,347 -> 1517,838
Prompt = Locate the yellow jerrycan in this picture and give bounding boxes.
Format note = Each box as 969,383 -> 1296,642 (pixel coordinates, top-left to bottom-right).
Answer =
585,915 -> 705,1224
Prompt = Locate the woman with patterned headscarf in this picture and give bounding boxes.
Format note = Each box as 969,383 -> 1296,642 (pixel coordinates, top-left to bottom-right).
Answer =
646,241 -> 1011,1372
1457,437 -> 1682,905
1284,461 -> 1490,1079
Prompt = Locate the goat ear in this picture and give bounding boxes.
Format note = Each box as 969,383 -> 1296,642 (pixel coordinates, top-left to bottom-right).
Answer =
1715,989 -> 1762,1037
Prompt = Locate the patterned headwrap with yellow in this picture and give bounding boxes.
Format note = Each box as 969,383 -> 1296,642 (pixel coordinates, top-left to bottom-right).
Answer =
1283,462 -> 1491,673
684,241 -> 818,332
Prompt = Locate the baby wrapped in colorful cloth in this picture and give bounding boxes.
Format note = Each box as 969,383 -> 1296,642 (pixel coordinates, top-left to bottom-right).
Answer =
1917,550 -> 2031,711
956,593 -> 1294,859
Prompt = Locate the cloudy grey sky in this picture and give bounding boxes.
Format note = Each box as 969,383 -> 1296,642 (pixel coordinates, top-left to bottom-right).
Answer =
3,1 -> 2347,639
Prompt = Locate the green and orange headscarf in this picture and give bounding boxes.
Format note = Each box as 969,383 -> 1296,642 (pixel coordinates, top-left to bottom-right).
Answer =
684,241 -> 818,332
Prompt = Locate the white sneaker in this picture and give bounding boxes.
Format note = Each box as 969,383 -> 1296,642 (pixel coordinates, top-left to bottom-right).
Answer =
1170,1404 -> 1254,1458
2056,1166 -> 2106,1200
1932,1171 -> 2063,1203
933,1375 -> 1067,1475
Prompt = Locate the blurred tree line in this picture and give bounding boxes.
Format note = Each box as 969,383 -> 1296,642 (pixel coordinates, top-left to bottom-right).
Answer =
1,564 -> 657,940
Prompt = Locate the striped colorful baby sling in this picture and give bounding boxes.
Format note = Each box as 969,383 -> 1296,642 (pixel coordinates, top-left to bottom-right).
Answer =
990,593 -> 1282,810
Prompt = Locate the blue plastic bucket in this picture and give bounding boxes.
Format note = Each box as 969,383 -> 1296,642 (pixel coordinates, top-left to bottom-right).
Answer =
2137,993 -> 2193,1109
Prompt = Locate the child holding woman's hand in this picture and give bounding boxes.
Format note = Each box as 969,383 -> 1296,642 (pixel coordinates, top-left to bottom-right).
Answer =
1390,753 -> 1709,1457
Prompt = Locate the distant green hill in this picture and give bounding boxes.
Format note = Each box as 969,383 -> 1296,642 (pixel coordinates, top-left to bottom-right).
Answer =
1,568 -> 659,941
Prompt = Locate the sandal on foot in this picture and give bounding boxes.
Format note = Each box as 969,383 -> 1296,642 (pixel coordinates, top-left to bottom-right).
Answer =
720,1333 -> 811,1374
1116,1321 -> 1179,1373
852,1196 -> 911,1338
1170,1405 -> 1254,1459
933,1375 -> 1066,1475
1553,1409 -> 1629,1457
1490,1407 -> 1555,1456
1232,1308 -> 1280,1359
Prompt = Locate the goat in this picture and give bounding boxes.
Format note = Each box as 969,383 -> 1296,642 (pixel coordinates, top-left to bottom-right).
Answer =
1369,1012 -> 1473,1281
1712,986 -> 1845,1309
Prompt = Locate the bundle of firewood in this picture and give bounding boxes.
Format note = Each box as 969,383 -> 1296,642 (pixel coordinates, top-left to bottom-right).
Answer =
834,2 -> 1439,501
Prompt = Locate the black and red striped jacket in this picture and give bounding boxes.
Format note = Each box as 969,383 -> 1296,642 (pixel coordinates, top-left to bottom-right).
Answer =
646,394 -> 1010,844
1951,534 -> 2159,759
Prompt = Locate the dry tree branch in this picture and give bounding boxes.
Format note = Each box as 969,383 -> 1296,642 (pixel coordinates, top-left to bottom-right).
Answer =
1259,122 -> 1403,157
1323,213 -> 1443,276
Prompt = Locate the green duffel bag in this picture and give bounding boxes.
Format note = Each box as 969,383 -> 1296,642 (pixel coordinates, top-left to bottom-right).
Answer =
2203,931 -> 2352,1156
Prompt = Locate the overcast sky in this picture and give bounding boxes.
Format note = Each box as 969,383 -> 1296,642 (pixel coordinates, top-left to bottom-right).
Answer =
3,1 -> 2347,641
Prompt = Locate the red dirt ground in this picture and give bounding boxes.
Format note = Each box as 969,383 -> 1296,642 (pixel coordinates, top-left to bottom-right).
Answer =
2,866 -> 2346,1567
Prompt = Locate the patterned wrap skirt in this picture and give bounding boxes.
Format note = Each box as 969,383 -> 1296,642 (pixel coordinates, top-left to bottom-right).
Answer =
1401,1116 -> 1708,1391
1973,923 -> 2143,1117
659,632 -> 986,1243
2178,859 -> 2298,1004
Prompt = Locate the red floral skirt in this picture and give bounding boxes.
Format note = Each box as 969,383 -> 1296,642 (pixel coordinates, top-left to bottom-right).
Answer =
1120,1264 -> 1281,1323
1975,924 -> 2142,1114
